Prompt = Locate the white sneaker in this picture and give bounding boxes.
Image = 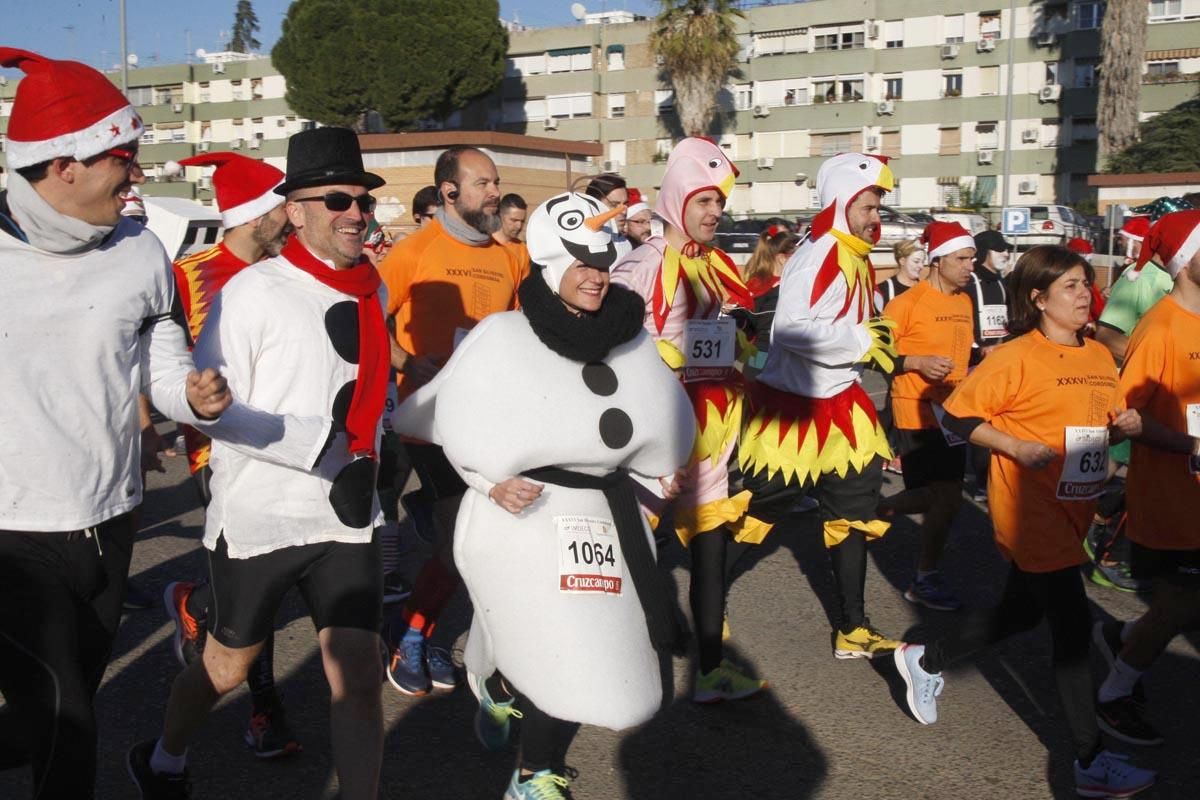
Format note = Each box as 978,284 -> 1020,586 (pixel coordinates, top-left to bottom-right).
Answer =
893,643 -> 943,725
1074,750 -> 1155,798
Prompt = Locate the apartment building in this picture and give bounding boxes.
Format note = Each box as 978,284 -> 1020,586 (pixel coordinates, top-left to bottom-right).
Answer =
464,0 -> 1200,215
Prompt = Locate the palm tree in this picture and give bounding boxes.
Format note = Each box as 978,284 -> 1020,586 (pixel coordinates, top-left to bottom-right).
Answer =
1097,0 -> 1149,165
649,0 -> 745,138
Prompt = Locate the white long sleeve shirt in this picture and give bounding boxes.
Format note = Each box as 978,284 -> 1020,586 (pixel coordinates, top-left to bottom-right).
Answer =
0,220 -> 206,531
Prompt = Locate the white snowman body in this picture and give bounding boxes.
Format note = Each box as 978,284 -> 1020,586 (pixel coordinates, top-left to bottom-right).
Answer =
399,310 -> 693,729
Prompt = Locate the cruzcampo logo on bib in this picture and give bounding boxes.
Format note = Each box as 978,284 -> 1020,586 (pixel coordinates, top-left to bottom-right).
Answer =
555,515 -> 623,595
1056,426 -> 1108,500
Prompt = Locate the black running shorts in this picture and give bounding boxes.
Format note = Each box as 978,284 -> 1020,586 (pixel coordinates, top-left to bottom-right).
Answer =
896,428 -> 966,490
206,531 -> 382,648
1129,542 -> 1200,587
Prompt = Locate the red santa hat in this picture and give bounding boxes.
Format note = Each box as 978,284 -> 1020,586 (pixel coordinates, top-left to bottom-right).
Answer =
163,152 -> 284,228
921,221 -> 975,260
1128,210 -> 1200,280
0,47 -> 143,171
1066,237 -> 1093,254
1118,215 -> 1151,242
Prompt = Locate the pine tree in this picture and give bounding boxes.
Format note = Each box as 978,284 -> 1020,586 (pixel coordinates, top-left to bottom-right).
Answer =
230,0 -> 261,54
1106,97 -> 1200,174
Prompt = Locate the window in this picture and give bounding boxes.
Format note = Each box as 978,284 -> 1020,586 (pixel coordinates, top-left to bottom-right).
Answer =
753,28 -> 807,56
126,86 -> 154,106
979,65 -> 1000,95
1146,60 -> 1181,80
943,72 -> 963,97
735,84 -> 753,111
885,76 -> 903,100
812,131 -> 860,156
757,79 -> 808,107
1040,118 -> 1062,147
979,11 -> 1002,39
939,183 -> 963,206
1073,116 -> 1098,141
655,139 -> 672,160
1149,0 -> 1182,19
884,20 -> 904,48
502,98 -> 546,122
607,93 -> 626,119
839,77 -> 864,102
608,140 -> 626,167
881,182 -> 902,208
944,14 -> 965,44
1045,61 -> 1060,85
1074,58 -> 1099,88
606,45 -> 624,71
547,93 -> 592,119
549,47 -> 591,73
813,24 -> 865,51
881,131 -> 902,158
939,126 -> 962,155
814,79 -> 836,103
1078,2 -> 1104,29
507,53 -> 547,76
655,90 -> 675,114
976,121 -> 999,150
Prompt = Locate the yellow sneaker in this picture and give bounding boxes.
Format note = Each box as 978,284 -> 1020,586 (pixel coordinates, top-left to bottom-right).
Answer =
693,659 -> 768,703
834,623 -> 900,660
721,612 -> 731,642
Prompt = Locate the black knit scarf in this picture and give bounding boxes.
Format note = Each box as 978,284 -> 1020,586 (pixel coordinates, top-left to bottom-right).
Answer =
518,265 -> 645,363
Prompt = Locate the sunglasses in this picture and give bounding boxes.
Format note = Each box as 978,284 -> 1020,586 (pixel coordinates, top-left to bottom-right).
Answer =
94,146 -> 139,166
292,192 -> 376,214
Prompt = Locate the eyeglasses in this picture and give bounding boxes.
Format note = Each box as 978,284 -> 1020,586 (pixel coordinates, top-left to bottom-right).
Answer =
95,146 -> 140,166
292,192 -> 376,214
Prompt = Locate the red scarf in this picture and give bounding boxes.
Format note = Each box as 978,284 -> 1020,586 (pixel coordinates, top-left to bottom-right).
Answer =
281,235 -> 388,459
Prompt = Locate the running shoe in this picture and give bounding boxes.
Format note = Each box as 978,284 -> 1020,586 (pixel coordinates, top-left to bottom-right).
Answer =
163,581 -> 205,668
1096,696 -> 1164,747
1092,620 -> 1148,706
504,768 -> 571,800
969,487 -> 987,504
833,622 -> 900,659
386,637 -> 431,696
401,490 -> 438,545
1086,559 -> 1148,594
883,456 -> 903,475
721,612 -> 731,642
468,671 -> 522,751
126,739 -> 191,799
124,578 -> 155,610
692,659 -> 767,703
903,572 -> 963,612
244,705 -> 303,758
1074,750 -> 1155,798
426,645 -> 457,691
893,643 -> 943,725
382,571 -> 413,605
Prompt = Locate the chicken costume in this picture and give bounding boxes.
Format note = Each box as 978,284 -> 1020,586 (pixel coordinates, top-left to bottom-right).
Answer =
396,192 -> 693,729
609,138 -> 755,544
738,153 -> 899,645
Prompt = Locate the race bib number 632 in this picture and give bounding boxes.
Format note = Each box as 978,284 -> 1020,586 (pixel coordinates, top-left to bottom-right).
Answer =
1056,426 -> 1108,500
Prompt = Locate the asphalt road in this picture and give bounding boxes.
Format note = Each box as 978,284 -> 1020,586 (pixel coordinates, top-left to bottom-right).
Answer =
3,410 -> 1198,799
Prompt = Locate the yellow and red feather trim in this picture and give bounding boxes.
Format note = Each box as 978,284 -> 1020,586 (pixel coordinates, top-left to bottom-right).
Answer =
687,378 -> 744,466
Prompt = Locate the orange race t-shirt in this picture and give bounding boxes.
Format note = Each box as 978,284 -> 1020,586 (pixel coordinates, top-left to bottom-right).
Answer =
884,281 -> 974,430
1120,295 -> 1200,550
943,330 -> 1120,572
379,219 -> 529,401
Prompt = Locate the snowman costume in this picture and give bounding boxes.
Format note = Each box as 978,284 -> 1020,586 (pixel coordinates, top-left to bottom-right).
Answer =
397,192 -> 694,729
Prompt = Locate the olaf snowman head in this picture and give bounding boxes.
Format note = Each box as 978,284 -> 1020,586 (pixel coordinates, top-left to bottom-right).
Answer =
527,191 -> 632,298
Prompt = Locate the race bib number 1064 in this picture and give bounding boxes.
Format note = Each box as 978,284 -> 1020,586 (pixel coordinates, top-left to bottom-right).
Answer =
556,515 -> 623,596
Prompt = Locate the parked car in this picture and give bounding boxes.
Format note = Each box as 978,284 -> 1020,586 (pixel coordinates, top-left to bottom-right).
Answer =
907,211 -> 936,226
713,214 -> 766,256
876,205 -> 924,251
1007,204 -> 1090,247
930,208 -> 988,236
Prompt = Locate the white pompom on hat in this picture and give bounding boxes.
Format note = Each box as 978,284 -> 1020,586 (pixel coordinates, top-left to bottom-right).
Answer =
921,221 -> 976,260
171,152 -> 284,229
0,47 -> 143,170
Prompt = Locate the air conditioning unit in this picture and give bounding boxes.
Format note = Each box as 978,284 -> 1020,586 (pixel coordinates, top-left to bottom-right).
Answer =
543,118 -> 558,130
1018,180 -> 1037,194
1036,32 -> 1057,47
1039,84 -> 1062,102
172,103 -> 183,113
752,104 -> 770,117
941,44 -> 960,59
197,141 -> 210,152
230,137 -> 243,149
866,135 -> 880,150
756,157 -> 774,169
868,22 -> 880,39
248,138 -> 260,150
198,176 -> 212,190
976,39 -> 996,53
1021,128 -> 1039,143
977,150 -> 994,165
876,100 -> 895,115
602,160 -> 623,172
212,62 -> 225,74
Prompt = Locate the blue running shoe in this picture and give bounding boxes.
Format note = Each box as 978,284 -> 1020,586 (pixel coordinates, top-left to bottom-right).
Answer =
469,671 -> 522,751
903,572 -> 962,612
426,645 -> 457,691
386,637 -> 430,696
504,769 -> 570,800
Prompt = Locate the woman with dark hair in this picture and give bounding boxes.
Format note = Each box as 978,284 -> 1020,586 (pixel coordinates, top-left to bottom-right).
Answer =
585,173 -> 629,234
891,245 -> 1156,799
396,191 -> 693,800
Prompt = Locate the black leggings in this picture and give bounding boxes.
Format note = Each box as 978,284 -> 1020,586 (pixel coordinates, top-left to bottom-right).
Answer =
518,695 -> 575,775
184,582 -> 278,710
923,564 -> 1100,762
0,514 -> 134,799
688,529 -> 754,674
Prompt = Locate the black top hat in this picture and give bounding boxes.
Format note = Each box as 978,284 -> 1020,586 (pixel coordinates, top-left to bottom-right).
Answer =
274,127 -> 385,195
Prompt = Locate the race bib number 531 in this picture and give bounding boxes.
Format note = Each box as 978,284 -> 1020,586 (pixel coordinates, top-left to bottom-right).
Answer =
1056,426 -> 1108,500
556,515 -> 623,596
683,318 -> 735,382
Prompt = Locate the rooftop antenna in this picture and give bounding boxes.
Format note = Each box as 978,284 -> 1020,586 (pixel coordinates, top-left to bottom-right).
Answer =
570,3 -> 587,21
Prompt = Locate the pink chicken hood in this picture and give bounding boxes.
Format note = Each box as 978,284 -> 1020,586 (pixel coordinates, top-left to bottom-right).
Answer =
657,138 -> 739,245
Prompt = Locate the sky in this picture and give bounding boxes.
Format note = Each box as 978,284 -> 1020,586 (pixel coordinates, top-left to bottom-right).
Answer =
2,0 -> 660,74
